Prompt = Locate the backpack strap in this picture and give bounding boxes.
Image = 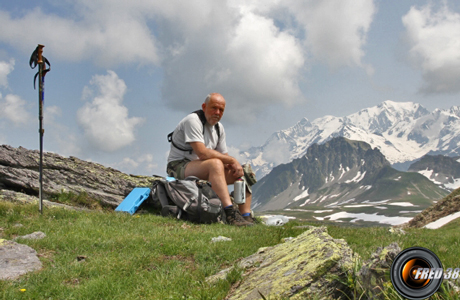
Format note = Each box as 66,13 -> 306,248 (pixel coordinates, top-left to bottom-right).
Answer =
193,110 -> 221,139
167,110 -> 221,154
152,180 -> 170,208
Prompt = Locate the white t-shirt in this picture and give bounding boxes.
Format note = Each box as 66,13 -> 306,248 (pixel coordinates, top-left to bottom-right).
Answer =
167,113 -> 227,163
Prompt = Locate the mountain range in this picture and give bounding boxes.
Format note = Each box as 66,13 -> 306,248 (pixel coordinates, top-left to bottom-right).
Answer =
252,137 -> 448,214
242,101 -> 460,180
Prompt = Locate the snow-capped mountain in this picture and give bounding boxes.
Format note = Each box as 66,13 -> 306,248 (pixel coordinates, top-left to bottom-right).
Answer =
242,101 -> 460,179
408,155 -> 460,190
251,137 -> 448,221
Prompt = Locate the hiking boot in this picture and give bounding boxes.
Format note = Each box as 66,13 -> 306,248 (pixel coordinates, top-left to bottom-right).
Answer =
243,215 -> 258,224
224,207 -> 253,227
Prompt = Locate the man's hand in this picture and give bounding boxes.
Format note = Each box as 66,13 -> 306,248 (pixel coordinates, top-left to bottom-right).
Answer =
226,161 -> 244,178
190,141 -> 243,178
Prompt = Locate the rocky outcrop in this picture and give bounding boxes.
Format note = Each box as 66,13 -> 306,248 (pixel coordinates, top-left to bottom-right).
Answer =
0,145 -> 159,208
208,227 -> 357,300
404,188 -> 460,228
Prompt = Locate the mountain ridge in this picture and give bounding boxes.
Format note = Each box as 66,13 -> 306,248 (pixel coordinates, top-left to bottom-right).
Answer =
251,137 -> 449,226
408,155 -> 460,190
243,101 -> 460,179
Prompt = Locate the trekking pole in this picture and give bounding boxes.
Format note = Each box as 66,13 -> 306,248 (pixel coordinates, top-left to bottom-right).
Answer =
30,44 -> 51,214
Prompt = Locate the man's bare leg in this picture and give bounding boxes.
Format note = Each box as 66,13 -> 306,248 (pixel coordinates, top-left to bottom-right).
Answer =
237,193 -> 252,214
185,158 -> 253,226
223,169 -> 252,214
186,159 -> 253,215
184,158 -> 233,207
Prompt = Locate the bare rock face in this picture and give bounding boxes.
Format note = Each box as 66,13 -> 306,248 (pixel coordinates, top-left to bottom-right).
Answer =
215,227 -> 356,300
0,145 -> 158,207
0,240 -> 43,280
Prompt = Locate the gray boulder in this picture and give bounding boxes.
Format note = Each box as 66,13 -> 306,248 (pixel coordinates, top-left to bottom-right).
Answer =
209,226 -> 356,300
0,240 -> 42,280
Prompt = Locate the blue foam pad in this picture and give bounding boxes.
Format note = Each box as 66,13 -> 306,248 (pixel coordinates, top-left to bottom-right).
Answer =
115,187 -> 151,215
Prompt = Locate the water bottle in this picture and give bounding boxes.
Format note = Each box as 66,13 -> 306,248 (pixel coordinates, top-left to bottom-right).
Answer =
233,178 -> 246,205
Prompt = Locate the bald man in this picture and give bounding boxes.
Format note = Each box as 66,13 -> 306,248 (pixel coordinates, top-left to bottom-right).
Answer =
167,93 -> 254,226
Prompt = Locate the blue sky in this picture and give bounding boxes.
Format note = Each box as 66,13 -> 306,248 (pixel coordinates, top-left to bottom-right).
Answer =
1,0 -> 460,176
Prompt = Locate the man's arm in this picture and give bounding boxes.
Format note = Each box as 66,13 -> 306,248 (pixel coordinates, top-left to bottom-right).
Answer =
190,141 -> 243,177
190,141 -> 235,164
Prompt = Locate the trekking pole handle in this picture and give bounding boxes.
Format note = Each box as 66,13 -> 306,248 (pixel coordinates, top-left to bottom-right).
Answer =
37,44 -> 44,64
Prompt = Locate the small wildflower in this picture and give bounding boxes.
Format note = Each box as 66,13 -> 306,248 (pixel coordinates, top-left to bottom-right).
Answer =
20,289 -> 26,292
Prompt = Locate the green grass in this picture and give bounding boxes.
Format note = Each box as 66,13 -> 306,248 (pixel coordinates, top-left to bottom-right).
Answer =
1,201 -> 459,299
49,190 -> 108,210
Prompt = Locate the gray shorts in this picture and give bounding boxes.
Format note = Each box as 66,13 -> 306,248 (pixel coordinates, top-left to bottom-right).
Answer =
166,159 -> 191,180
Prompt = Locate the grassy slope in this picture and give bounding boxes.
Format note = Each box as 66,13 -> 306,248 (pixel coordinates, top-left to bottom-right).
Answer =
1,201 -> 459,299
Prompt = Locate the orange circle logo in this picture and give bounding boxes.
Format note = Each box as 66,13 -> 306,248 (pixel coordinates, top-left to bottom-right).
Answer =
391,247 -> 443,300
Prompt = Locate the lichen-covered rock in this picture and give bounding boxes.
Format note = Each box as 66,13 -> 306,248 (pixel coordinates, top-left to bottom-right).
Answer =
0,145 -> 160,207
221,227 -> 356,300
358,242 -> 401,299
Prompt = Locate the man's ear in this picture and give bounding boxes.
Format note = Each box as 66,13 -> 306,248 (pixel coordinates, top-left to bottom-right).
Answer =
202,103 -> 206,111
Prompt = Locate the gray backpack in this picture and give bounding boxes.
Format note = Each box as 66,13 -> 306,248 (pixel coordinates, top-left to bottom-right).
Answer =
151,176 -> 223,224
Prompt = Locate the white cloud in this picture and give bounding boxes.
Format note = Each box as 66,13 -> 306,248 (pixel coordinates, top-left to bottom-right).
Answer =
0,59 -> 15,88
262,139 -> 291,166
112,154 -> 158,174
227,145 -> 250,164
77,70 -> 144,152
0,7 -> 159,67
0,93 -> 31,125
403,4 -> 460,93
45,105 -> 62,123
0,0 -> 377,120
286,0 -> 376,71
159,0 -> 376,121
0,1 -> 305,121
160,3 -> 306,123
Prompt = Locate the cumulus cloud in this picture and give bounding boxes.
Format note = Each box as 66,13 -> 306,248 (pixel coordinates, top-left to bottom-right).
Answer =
160,3 -> 306,123
0,59 -> 28,125
227,145 -> 251,164
77,70 -> 144,152
403,4 -> 460,93
262,139 -> 291,166
0,59 -> 15,88
0,0 -> 377,120
159,0 -> 376,121
112,154 -> 158,174
0,93 -> 31,125
0,6 -> 159,67
285,0 -> 376,72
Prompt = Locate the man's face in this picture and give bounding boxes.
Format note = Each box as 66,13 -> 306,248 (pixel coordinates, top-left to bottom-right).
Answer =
202,95 -> 226,126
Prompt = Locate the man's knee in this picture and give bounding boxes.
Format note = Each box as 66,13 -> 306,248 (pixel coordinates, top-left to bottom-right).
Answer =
185,158 -> 225,179
206,158 -> 225,173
